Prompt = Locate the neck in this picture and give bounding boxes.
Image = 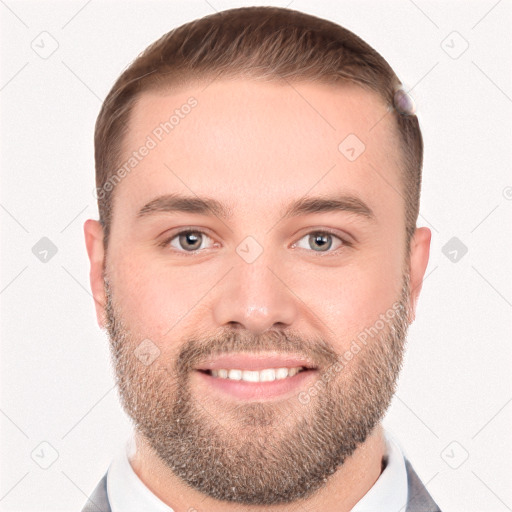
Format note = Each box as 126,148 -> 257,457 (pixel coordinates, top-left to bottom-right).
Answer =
129,423 -> 387,512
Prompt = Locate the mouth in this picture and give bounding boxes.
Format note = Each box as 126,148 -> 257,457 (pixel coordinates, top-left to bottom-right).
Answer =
199,366 -> 309,382
194,353 -> 318,401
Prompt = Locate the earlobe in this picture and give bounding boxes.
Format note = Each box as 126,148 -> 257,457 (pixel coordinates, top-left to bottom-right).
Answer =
407,227 -> 431,323
83,219 -> 107,329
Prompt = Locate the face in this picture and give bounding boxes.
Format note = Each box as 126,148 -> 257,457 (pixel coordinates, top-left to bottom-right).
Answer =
85,79 -> 431,505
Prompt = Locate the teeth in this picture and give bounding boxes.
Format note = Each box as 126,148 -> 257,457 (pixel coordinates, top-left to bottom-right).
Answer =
209,367 -> 305,382
242,370 -> 260,382
275,368 -> 289,379
228,369 -> 242,380
259,369 -> 275,382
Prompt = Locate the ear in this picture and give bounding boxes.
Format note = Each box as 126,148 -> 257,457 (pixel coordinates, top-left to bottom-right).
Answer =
407,227 -> 431,323
84,219 -> 107,329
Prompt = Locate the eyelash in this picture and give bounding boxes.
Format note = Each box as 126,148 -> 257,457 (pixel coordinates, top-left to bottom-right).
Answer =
158,227 -> 353,257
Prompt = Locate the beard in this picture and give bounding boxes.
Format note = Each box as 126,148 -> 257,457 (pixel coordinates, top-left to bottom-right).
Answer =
103,270 -> 412,506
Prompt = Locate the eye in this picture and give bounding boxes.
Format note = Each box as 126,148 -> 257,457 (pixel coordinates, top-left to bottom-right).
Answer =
159,229 -> 217,254
292,230 -> 351,254
159,228 -> 352,256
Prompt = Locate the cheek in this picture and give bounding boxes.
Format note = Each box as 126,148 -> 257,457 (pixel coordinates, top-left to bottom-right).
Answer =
109,253 -> 215,342
299,247 -> 405,348
108,216 -> 406,351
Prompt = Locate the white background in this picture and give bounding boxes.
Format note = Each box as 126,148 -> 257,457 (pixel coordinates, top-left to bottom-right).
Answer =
1,1 -> 511,510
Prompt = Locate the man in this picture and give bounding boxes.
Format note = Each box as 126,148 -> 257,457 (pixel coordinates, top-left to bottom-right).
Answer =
83,5 -> 439,511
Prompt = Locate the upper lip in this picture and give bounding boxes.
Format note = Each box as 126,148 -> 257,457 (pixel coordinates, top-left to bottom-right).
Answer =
196,352 -> 317,371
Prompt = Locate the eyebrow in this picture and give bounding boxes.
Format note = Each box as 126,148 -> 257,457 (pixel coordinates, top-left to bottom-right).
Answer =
136,193 -> 375,222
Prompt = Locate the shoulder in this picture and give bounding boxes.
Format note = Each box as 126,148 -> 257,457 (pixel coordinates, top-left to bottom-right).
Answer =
404,458 -> 442,512
81,472 -> 111,512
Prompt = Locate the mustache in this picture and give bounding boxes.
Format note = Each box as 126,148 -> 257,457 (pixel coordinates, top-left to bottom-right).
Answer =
175,328 -> 339,375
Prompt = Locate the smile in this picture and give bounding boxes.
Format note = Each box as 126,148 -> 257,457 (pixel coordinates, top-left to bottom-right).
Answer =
205,367 -> 307,382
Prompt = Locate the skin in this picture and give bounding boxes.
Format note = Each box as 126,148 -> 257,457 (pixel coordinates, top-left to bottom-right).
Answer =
84,78 -> 431,511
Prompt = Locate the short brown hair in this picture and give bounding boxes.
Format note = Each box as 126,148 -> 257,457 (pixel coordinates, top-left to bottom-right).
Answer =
94,6 -> 423,255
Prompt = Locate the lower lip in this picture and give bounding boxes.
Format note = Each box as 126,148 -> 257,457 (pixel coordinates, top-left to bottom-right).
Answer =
194,369 -> 317,401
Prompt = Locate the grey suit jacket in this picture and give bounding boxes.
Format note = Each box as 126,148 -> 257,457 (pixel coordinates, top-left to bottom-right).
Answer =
81,457 -> 441,511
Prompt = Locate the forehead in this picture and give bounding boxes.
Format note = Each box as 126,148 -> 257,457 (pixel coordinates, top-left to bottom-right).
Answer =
113,79 -> 402,225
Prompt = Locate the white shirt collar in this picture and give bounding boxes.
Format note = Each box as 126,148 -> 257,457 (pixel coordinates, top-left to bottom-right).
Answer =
351,428 -> 408,511
107,428 -> 408,512
107,433 -> 175,512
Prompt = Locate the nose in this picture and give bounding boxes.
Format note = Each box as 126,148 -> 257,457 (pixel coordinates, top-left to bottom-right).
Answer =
211,251 -> 299,335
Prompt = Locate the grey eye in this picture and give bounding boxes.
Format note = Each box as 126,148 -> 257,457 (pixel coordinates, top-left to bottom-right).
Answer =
170,230 -> 213,252
294,232 -> 343,253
